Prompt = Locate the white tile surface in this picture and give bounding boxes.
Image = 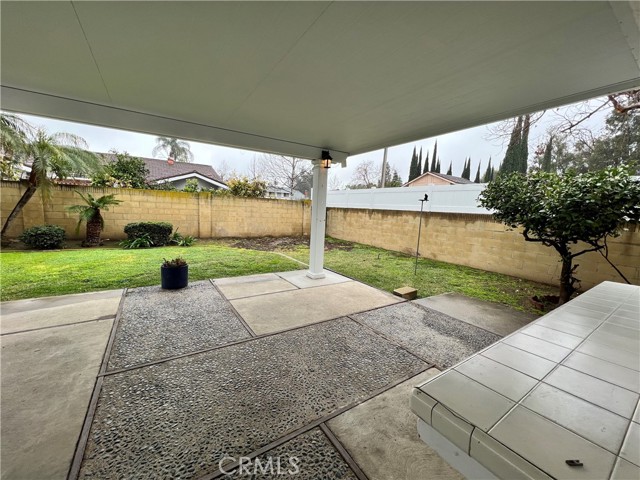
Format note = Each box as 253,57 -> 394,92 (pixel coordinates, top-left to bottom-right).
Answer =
456,355 -> 538,402
535,317 -> 596,337
482,343 -> 556,380
490,407 -> 617,480
419,370 -> 514,431
577,341 -> 639,371
610,458 -> 640,480
621,421 -> 640,467
503,333 -> 571,363
563,351 -> 640,393
522,384 -> 629,453
544,366 -> 639,419
521,324 -> 583,349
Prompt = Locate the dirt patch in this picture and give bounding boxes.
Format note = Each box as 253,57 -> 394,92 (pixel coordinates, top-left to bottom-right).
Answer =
228,236 -> 353,252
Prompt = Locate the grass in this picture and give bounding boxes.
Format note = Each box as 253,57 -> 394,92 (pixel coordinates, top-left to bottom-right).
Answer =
1,237 -> 557,313
280,238 -> 557,314
0,242 -> 302,301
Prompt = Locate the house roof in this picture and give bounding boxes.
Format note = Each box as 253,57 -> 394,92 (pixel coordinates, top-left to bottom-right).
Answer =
100,153 -> 224,184
404,171 -> 474,186
2,2 -> 637,163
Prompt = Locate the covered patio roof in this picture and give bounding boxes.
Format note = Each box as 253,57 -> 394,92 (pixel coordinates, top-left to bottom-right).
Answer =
1,1 -> 639,163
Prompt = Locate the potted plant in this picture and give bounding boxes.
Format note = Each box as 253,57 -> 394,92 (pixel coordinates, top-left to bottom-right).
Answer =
161,257 -> 188,289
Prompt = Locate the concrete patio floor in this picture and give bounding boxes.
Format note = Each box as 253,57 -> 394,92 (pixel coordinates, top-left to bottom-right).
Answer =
1,270 -> 535,479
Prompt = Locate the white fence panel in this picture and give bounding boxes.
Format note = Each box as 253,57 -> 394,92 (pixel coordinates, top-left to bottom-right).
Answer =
327,184 -> 490,214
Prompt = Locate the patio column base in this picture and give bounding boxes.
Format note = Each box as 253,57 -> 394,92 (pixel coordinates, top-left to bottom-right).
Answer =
306,271 -> 326,280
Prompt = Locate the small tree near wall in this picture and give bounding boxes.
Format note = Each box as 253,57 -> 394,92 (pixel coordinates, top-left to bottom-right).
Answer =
479,166 -> 640,304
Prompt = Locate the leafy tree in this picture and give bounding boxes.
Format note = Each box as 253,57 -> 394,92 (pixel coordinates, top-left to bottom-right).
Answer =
1,113 -> 32,180
182,178 -> 200,192
225,177 -> 266,197
446,161 -> 452,176
479,166 -> 640,304
260,154 -> 310,195
152,137 -> 194,163
91,151 -> 149,188
1,127 -> 101,239
67,192 -> 122,246
388,169 -> 403,187
377,162 -> 402,187
474,161 -> 481,183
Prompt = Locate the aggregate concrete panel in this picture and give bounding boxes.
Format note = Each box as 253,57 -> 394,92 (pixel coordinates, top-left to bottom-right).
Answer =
79,318 -> 426,479
328,368 -> 463,480
243,428 -> 358,479
353,303 -> 500,368
1,319 -> 112,480
231,281 -> 400,335
214,273 -> 298,300
1,290 -> 122,334
414,293 -> 537,337
108,281 -> 251,369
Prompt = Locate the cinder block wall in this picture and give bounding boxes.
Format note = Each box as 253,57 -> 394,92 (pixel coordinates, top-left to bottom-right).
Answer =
1,182 -> 310,240
326,208 -> 640,289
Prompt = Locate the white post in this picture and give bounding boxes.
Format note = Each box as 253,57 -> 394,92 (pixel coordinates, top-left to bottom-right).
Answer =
307,159 -> 328,279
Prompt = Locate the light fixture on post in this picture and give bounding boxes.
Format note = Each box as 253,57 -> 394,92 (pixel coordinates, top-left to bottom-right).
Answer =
321,150 -> 332,169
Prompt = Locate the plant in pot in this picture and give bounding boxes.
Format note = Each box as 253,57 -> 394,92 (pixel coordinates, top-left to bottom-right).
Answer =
161,257 -> 188,289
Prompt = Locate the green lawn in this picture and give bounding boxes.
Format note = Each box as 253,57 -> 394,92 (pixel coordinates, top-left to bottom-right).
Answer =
1,237 -> 556,313
0,243 -> 302,301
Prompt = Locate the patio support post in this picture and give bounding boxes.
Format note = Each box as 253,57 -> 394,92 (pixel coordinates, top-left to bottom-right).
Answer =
307,159 -> 328,279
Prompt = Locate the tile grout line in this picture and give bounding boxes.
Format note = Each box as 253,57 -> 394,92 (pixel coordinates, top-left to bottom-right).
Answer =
209,279 -> 257,337
0,315 -> 115,336
200,364 -> 432,480
319,423 -> 370,480
67,288 -> 127,480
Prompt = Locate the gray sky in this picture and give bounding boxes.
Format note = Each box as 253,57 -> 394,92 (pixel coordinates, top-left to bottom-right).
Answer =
16,97 -> 608,187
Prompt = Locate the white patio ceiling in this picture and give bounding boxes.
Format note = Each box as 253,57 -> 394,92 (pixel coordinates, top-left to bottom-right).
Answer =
1,1 -> 639,164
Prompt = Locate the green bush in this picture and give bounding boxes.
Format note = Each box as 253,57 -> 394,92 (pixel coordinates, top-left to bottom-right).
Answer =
124,222 -> 173,246
19,225 -> 66,250
119,234 -> 153,249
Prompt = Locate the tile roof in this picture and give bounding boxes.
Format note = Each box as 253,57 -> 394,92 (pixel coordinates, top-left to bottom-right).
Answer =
100,153 -> 224,184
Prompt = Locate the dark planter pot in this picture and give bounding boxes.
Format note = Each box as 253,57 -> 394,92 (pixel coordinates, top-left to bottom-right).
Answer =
161,265 -> 188,289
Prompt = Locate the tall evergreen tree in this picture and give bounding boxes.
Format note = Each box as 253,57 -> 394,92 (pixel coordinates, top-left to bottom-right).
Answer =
500,116 -> 524,175
519,114 -> 531,173
482,157 -> 493,182
541,136 -> 554,172
474,161 -> 481,183
408,147 -> 418,181
446,161 -> 452,175
432,141 -> 438,170
435,159 -> 441,173
460,158 -> 469,179
417,156 -> 422,178
423,149 -> 430,174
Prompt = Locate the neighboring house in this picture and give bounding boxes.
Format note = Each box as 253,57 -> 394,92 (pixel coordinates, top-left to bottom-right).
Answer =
266,185 -> 306,200
404,172 -> 474,187
101,153 -> 228,190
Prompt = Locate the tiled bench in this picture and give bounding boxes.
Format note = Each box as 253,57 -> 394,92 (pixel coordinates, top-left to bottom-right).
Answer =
411,281 -> 639,480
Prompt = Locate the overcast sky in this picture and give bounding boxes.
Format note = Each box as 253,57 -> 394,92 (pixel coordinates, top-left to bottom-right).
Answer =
16,97 -> 607,188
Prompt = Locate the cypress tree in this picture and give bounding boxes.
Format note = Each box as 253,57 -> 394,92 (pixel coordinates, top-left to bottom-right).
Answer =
541,136 -> 553,172
500,116 -> 523,175
482,157 -> 493,182
518,114 -> 531,174
409,147 -> 417,181
461,158 -> 469,179
432,141 -> 438,171
418,147 -> 423,175
423,150 -> 430,174
435,159 -> 441,173
446,161 -> 452,175
474,161 -> 481,183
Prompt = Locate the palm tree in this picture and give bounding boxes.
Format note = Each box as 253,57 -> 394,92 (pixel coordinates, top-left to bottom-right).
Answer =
67,192 -> 122,246
1,113 -> 32,179
152,136 -> 194,163
1,126 -> 102,239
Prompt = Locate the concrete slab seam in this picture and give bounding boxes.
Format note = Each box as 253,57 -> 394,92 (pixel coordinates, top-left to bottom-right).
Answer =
319,423 -> 370,480
209,279 -> 257,336
200,364 -> 431,480
411,300 -> 510,338
0,315 -> 115,336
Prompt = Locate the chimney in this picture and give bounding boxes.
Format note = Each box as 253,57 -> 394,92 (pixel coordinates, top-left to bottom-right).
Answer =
167,157 -> 175,165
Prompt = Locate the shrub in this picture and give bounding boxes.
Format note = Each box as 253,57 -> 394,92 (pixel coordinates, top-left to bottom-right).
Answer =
169,228 -> 196,247
119,234 -> 153,249
19,224 -> 66,250
124,222 -> 173,246
162,257 -> 187,268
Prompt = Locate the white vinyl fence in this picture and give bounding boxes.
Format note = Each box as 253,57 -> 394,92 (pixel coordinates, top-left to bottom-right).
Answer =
327,184 -> 490,214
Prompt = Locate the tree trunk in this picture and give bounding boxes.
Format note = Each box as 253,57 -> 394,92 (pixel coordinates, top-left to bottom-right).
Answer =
558,257 -> 575,305
84,213 -> 103,246
1,183 -> 38,239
